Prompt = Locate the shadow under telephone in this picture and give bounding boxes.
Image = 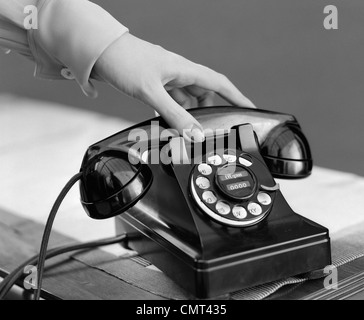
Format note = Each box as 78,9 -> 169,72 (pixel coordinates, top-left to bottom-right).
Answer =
79,106 -> 331,299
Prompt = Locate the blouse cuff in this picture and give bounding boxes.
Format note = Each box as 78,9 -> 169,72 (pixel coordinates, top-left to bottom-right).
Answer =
29,0 -> 129,97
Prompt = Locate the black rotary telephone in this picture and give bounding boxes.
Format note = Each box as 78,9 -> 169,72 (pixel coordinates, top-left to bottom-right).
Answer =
79,106 -> 331,299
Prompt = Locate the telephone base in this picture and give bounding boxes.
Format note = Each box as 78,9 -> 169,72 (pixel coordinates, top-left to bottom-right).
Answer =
78,106 -> 332,298
115,213 -> 331,299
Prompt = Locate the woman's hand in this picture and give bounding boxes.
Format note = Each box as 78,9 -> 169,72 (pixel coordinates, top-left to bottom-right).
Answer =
94,33 -> 255,142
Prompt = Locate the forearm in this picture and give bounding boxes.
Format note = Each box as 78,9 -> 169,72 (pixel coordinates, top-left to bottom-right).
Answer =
1,0 -> 255,138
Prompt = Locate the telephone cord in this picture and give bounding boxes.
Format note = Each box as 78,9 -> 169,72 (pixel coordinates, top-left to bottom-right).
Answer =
0,172 -> 128,300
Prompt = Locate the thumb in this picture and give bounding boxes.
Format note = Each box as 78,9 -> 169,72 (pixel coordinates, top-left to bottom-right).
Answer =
146,85 -> 205,142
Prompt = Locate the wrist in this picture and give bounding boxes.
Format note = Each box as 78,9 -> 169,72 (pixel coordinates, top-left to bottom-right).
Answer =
93,32 -> 133,82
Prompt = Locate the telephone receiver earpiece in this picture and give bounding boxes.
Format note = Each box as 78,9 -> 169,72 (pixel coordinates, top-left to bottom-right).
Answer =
260,124 -> 312,178
79,148 -> 153,219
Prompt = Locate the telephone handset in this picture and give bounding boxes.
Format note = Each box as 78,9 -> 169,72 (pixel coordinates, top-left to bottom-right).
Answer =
79,106 -> 331,298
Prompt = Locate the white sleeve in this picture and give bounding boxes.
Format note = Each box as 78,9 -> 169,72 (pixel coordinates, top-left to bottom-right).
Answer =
0,0 -> 129,98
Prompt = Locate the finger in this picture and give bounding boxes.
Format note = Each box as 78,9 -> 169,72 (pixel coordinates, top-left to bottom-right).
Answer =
167,88 -> 196,109
185,63 -> 256,109
145,85 -> 205,142
185,86 -> 215,107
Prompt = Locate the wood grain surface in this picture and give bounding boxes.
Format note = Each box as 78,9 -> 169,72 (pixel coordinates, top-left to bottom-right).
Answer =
1,207 -> 364,300
0,207 -> 164,300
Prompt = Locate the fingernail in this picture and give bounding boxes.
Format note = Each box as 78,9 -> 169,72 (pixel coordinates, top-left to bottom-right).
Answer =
184,125 -> 205,143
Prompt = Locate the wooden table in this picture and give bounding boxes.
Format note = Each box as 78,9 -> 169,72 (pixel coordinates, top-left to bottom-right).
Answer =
1,206 -> 364,300
0,207 -> 165,300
